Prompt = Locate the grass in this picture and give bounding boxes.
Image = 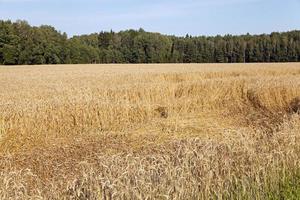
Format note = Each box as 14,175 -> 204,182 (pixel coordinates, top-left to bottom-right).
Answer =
0,63 -> 300,199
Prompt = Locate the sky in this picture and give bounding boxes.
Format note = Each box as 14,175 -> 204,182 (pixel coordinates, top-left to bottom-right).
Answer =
0,0 -> 300,37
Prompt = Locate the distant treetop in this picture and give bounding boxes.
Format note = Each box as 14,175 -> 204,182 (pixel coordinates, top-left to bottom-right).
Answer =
0,20 -> 299,65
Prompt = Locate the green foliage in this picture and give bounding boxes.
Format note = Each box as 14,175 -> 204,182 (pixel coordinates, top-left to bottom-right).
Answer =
0,19 -> 300,65
3,44 -> 18,65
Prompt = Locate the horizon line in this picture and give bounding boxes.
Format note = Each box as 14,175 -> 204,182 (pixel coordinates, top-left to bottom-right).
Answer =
1,18 -> 299,39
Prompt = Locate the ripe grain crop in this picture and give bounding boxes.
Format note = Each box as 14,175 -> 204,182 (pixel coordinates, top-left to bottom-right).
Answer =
0,63 -> 300,199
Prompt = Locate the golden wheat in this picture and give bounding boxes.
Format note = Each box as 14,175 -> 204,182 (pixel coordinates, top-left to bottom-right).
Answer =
0,63 -> 300,199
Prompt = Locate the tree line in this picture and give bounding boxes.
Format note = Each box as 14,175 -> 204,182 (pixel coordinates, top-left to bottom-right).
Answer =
1,20 -> 300,65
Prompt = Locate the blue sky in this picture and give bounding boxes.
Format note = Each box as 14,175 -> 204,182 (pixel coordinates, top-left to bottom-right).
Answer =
0,0 -> 299,37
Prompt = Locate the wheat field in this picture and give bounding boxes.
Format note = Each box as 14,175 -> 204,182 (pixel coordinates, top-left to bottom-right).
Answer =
0,63 -> 300,199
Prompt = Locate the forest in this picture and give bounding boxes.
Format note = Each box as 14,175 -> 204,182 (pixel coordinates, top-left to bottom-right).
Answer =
0,20 -> 300,65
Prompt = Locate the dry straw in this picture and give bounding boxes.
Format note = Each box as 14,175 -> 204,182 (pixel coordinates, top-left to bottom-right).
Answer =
0,63 -> 300,199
